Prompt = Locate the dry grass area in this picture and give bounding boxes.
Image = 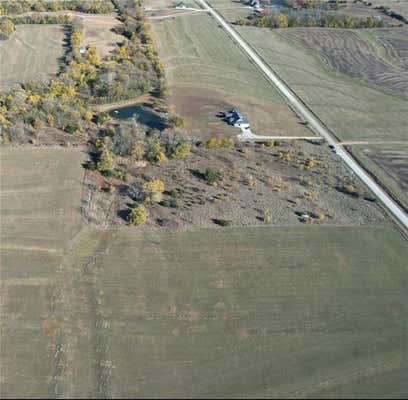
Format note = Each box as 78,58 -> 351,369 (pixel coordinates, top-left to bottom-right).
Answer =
348,142 -> 408,211
207,0 -> 252,22
0,24 -> 65,87
84,224 -> 408,398
75,12 -> 123,58
0,147 -> 84,397
83,140 -> 387,230
144,0 -> 200,8
335,1 -> 402,25
4,220 -> 408,397
368,28 -> 408,69
282,28 -> 408,97
38,10 -> 123,58
151,13 -> 313,139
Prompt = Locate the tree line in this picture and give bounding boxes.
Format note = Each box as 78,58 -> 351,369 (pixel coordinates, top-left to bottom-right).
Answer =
236,10 -> 383,29
0,0 -> 115,15
0,14 -> 72,39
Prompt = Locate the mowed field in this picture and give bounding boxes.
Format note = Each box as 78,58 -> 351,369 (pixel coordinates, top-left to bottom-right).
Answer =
207,0 -> 252,22
0,24 -> 65,87
144,0 -> 200,8
1,148 -> 408,397
349,142 -> 408,211
282,28 -> 408,97
151,13 -> 313,138
88,225 -> 408,398
0,147 -> 84,397
237,26 -> 408,141
70,12 -> 122,58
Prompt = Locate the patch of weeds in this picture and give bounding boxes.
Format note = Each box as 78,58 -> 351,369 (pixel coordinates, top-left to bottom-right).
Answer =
337,184 -> 359,197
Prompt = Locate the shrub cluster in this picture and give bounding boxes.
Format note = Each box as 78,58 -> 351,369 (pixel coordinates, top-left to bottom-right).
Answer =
127,204 -> 148,225
0,18 -> 14,39
202,137 -> 234,149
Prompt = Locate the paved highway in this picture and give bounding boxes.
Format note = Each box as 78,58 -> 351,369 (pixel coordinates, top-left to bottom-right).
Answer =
196,0 -> 408,229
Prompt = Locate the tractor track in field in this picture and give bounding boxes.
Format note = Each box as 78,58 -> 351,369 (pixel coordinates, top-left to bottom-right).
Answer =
48,227 -> 117,398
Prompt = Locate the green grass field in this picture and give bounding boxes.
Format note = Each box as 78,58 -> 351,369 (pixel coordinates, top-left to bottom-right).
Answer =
207,0 -> 252,22
0,24 -> 65,86
2,147 -> 408,397
151,13 -> 312,138
236,26 -> 408,142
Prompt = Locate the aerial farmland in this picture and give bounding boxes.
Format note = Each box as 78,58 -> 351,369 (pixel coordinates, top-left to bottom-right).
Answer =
0,24 -> 65,87
1,0 -> 407,398
235,24 -> 408,214
150,12 -> 313,138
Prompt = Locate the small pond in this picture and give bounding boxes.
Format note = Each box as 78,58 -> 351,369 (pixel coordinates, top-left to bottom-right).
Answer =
109,104 -> 165,130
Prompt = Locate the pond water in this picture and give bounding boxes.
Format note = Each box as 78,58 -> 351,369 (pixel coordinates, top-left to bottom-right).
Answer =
109,104 -> 165,130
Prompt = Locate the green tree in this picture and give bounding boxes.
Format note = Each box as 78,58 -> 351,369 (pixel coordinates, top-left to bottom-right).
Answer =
128,204 -> 148,225
143,179 -> 165,203
0,19 -> 15,40
96,147 -> 114,172
171,142 -> 190,159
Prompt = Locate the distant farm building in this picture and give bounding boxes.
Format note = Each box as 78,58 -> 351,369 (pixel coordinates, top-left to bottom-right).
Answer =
175,2 -> 187,9
79,45 -> 87,54
249,0 -> 260,7
225,109 -> 250,128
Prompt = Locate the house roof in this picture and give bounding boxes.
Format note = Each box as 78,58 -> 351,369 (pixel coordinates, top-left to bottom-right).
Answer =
228,108 -> 245,119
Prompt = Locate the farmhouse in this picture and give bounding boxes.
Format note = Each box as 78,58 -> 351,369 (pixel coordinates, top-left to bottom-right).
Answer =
249,0 -> 260,8
175,2 -> 187,9
225,108 -> 250,128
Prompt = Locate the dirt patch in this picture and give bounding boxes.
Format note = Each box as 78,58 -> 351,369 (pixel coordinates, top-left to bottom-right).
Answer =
171,87 -> 233,118
33,127 -> 87,146
90,94 -> 152,113
170,86 -> 235,138
170,85 -> 312,139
